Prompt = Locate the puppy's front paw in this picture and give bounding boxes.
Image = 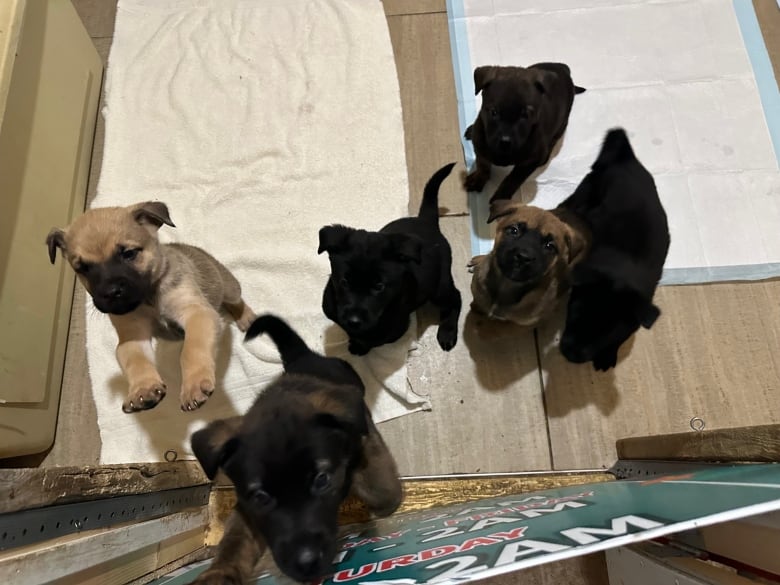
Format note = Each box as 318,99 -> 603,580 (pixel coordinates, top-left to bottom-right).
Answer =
592,351 -> 618,372
180,368 -> 216,411
191,567 -> 243,585
464,169 -> 488,193
348,339 -> 370,356
467,255 -> 486,273
124,379 -> 167,413
437,325 -> 458,352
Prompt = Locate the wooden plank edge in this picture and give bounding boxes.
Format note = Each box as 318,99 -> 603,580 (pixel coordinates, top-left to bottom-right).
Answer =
616,424 -> 780,462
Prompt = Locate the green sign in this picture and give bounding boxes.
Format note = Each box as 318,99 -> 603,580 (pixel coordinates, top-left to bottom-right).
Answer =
152,464 -> 780,585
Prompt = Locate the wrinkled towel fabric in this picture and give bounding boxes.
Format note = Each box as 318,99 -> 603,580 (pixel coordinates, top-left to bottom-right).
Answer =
88,0 -> 426,464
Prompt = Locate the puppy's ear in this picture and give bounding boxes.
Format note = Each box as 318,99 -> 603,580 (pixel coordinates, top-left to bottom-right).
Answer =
387,233 -> 422,263
639,303 -> 661,329
487,200 -> 517,224
318,225 -> 353,255
133,201 -> 175,230
562,226 -> 588,265
474,66 -> 499,95
532,69 -> 551,95
46,229 -> 66,264
190,417 -> 242,480
311,387 -> 369,437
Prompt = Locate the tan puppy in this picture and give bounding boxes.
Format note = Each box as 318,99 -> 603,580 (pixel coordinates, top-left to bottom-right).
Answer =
468,200 -> 589,326
46,201 -> 255,412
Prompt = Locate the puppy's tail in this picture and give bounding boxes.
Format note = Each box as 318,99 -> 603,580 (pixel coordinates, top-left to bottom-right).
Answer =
593,128 -> 635,170
418,162 -> 456,224
244,314 -> 312,367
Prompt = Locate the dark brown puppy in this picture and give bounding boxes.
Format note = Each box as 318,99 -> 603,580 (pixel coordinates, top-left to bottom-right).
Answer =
464,63 -> 585,202
46,201 -> 255,412
190,314 -> 402,585
319,163 -> 461,355
558,128 -> 670,371
469,200 -> 588,326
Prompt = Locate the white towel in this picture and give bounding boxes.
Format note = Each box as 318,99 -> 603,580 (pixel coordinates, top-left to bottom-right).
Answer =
88,0 -> 427,464
449,0 -> 780,284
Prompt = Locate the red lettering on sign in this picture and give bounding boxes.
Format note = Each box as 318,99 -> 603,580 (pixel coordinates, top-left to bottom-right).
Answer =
332,563 -> 377,583
489,527 -> 528,540
377,554 -> 418,573
418,545 -> 459,561
460,536 -> 499,551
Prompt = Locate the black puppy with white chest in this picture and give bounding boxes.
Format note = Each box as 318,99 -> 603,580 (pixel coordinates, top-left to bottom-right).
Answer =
464,63 -> 585,202
190,315 -> 402,585
558,129 -> 670,371
319,163 -> 462,355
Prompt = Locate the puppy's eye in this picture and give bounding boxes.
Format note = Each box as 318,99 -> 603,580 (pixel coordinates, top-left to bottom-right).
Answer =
505,225 -> 522,237
121,248 -> 141,261
312,471 -> 332,494
249,487 -> 273,507
371,282 -> 385,294
489,107 -> 499,120
544,238 -> 558,253
74,262 -> 91,275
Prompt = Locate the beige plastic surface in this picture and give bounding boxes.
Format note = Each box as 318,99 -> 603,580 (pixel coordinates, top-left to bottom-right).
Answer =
0,0 -> 102,456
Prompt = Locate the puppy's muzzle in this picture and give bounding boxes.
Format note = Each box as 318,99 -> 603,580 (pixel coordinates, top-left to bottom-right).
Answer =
92,278 -> 143,315
498,135 -> 513,152
277,534 -> 331,582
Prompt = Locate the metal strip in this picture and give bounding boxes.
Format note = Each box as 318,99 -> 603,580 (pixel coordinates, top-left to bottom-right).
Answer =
610,460 -> 743,481
0,484 -> 210,552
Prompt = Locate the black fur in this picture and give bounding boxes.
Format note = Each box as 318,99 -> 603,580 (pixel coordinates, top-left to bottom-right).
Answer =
192,315 -> 371,582
464,63 -> 586,202
319,163 -> 462,355
558,129 -> 670,371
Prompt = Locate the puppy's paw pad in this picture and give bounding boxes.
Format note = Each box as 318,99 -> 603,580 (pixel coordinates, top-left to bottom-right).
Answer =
180,375 -> 215,411
437,329 -> 458,352
123,381 -> 167,413
234,306 -> 257,333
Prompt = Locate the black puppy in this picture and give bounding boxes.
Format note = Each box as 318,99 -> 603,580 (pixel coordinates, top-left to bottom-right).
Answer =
318,163 -> 462,355
464,63 -> 585,202
190,314 -> 402,585
558,129 -> 670,371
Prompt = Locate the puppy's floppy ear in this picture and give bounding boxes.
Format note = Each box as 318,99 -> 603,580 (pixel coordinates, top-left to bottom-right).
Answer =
190,417 -> 242,480
132,201 -> 175,230
318,224 -> 353,255
562,226 -> 588,265
386,233 -> 422,263
487,199 -> 517,224
474,65 -> 500,95
46,228 -> 66,264
531,69 -> 552,95
640,303 -> 661,329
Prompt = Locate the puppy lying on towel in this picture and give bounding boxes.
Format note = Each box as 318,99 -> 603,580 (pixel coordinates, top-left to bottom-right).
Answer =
319,163 -> 462,355
46,201 -> 255,412
191,314 -> 402,584
464,63 -> 586,202
558,129 -> 670,371
469,200 -> 588,326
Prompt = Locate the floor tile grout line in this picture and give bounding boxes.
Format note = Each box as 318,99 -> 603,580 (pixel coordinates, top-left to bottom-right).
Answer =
533,328 -> 555,471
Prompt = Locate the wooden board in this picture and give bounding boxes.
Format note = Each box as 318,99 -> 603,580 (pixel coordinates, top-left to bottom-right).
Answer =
541,283 -> 780,470
0,462 -> 208,514
0,508 -> 207,585
378,217 -> 550,475
386,10 -> 469,217
617,423 -> 780,462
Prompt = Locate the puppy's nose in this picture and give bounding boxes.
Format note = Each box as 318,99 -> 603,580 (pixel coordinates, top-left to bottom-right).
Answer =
106,283 -> 125,299
498,136 -> 512,150
346,315 -> 362,328
294,547 -> 320,577
513,251 -> 533,265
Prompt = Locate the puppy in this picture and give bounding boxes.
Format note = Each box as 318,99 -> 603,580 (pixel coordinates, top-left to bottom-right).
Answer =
558,128 -> 670,371
191,314 -> 402,584
464,63 -> 585,202
468,200 -> 588,326
318,163 -> 462,355
46,201 -> 255,412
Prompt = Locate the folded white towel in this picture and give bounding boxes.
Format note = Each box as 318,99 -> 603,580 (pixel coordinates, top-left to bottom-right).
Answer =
88,0 -> 425,464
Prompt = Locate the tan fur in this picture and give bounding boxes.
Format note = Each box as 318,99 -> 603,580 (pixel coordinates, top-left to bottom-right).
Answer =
469,202 -> 589,326
47,202 -> 257,412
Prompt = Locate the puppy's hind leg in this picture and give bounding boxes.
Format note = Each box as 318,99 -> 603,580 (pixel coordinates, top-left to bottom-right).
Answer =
433,259 -> 462,351
217,262 -> 256,332
191,510 -> 265,585
351,414 -> 403,518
